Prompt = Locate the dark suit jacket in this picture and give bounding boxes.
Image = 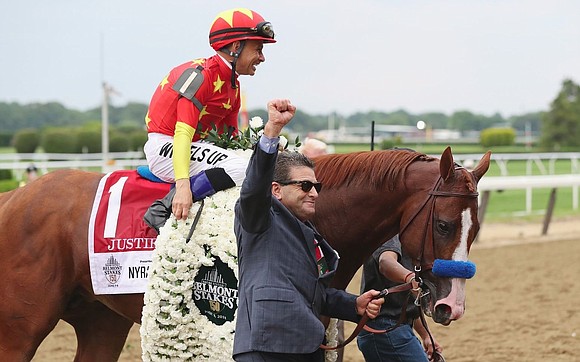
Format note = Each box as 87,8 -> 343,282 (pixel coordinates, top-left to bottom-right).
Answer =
233,147 -> 359,356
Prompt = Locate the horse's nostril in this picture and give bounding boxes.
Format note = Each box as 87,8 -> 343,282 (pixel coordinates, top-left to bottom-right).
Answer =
435,304 -> 452,322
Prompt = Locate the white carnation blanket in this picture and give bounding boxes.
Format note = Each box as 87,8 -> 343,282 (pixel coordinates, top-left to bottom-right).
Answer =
141,188 -> 239,361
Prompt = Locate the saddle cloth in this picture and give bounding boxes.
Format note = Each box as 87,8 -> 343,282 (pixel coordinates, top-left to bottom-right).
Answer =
88,170 -> 170,295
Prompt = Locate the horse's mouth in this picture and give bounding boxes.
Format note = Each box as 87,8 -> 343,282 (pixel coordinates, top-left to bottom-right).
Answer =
419,280 -> 454,326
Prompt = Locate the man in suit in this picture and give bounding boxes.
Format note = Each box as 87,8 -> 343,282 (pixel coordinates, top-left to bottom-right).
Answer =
233,99 -> 384,362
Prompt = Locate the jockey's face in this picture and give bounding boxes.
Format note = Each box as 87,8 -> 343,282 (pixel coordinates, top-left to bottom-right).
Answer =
272,166 -> 319,222
236,40 -> 265,76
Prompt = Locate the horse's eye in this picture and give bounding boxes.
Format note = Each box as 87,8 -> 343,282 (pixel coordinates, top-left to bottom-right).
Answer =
436,221 -> 451,235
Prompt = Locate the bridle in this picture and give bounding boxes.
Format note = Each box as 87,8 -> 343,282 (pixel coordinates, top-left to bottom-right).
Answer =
398,167 -> 479,275
394,167 -> 478,358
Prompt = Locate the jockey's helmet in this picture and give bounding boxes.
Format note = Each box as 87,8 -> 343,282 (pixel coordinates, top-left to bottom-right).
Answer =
209,8 -> 276,51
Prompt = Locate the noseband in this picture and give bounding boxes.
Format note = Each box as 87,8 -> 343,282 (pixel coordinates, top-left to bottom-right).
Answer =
398,169 -> 479,275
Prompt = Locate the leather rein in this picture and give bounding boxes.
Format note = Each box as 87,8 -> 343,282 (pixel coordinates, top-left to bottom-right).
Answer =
319,282 -> 414,351
321,169 -> 479,352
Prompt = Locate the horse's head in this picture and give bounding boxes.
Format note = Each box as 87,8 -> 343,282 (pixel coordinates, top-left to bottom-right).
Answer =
399,146 -> 491,325
313,146 -> 491,325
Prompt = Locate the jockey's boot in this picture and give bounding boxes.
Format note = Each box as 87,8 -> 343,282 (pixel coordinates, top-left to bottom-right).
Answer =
144,187 -> 175,233
144,168 -> 235,233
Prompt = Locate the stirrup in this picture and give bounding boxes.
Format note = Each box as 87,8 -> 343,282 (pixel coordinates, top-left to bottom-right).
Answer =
144,188 -> 175,233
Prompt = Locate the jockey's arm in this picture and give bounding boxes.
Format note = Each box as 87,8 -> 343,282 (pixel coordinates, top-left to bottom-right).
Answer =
173,121 -> 195,180
172,98 -> 198,220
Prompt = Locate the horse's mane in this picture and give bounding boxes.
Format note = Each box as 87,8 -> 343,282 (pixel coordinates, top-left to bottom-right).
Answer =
314,149 -> 436,191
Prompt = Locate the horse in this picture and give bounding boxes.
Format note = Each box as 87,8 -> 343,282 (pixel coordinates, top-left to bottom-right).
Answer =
0,146 -> 490,361
313,146 -> 490,325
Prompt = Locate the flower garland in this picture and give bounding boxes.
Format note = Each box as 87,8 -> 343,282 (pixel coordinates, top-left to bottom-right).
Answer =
325,319 -> 339,362
141,188 -> 240,361
200,116 -> 296,151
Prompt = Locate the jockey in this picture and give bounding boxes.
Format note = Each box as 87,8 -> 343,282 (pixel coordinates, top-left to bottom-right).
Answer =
143,8 -> 276,229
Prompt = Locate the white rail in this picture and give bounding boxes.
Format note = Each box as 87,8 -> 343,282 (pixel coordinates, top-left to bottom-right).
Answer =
0,152 -> 147,176
478,174 -> 580,213
477,174 -> 580,235
450,152 -> 580,176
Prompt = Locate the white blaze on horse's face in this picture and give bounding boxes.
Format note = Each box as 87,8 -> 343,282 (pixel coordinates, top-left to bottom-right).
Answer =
435,208 -> 472,321
454,208 -> 472,262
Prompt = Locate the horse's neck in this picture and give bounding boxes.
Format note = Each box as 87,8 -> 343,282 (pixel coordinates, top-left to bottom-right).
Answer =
316,185 -> 404,236
314,186 -> 405,289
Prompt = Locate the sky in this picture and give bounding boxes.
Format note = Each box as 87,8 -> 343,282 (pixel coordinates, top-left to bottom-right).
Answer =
1,0 -> 579,118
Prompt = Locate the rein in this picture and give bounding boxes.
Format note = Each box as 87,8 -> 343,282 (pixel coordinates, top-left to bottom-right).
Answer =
319,282 -> 414,351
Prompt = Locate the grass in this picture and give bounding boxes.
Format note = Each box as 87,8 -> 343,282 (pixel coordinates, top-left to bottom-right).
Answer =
483,187 -> 580,222
0,179 -> 19,192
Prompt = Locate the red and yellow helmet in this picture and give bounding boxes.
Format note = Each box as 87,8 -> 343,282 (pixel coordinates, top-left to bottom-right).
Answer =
209,8 -> 276,51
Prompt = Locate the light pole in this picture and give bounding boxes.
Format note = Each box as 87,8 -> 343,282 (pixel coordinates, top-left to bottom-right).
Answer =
101,82 -> 119,172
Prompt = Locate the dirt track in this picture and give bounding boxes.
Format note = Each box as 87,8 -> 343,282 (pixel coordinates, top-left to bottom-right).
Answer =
33,218 -> 580,361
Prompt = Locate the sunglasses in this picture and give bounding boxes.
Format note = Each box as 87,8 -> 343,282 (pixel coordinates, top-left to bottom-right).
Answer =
277,180 -> 323,193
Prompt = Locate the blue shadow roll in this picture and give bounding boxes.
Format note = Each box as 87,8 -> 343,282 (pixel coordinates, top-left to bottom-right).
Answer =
432,259 -> 476,279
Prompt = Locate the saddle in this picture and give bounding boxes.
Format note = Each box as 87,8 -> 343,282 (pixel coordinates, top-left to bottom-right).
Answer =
138,165 -> 236,233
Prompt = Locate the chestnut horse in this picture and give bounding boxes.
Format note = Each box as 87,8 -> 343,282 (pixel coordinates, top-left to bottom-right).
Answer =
0,146 -> 490,361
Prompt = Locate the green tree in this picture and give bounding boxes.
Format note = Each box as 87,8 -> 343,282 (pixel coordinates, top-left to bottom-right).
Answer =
449,111 -> 502,132
0,101 -> 88,132
109,134 -> 130,152
509,112 -> 543,134
129,130 -> 148,151
480,128 -> 516,147
77,130 -> 101,153
540,79 -> 580,150
41,128 -> 78,153
0,132 -> 12,147
417,112 -> 449,129
383,109 -> 413,126
12,128 -> 40,153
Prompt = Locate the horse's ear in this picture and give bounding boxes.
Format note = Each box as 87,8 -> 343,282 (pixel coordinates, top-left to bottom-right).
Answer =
472,150 -> 492,182
439,146 -> 455,181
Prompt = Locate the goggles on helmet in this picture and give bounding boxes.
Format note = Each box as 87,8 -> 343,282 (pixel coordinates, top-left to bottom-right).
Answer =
254,22 -> 274,39
209,21 -> 275,44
